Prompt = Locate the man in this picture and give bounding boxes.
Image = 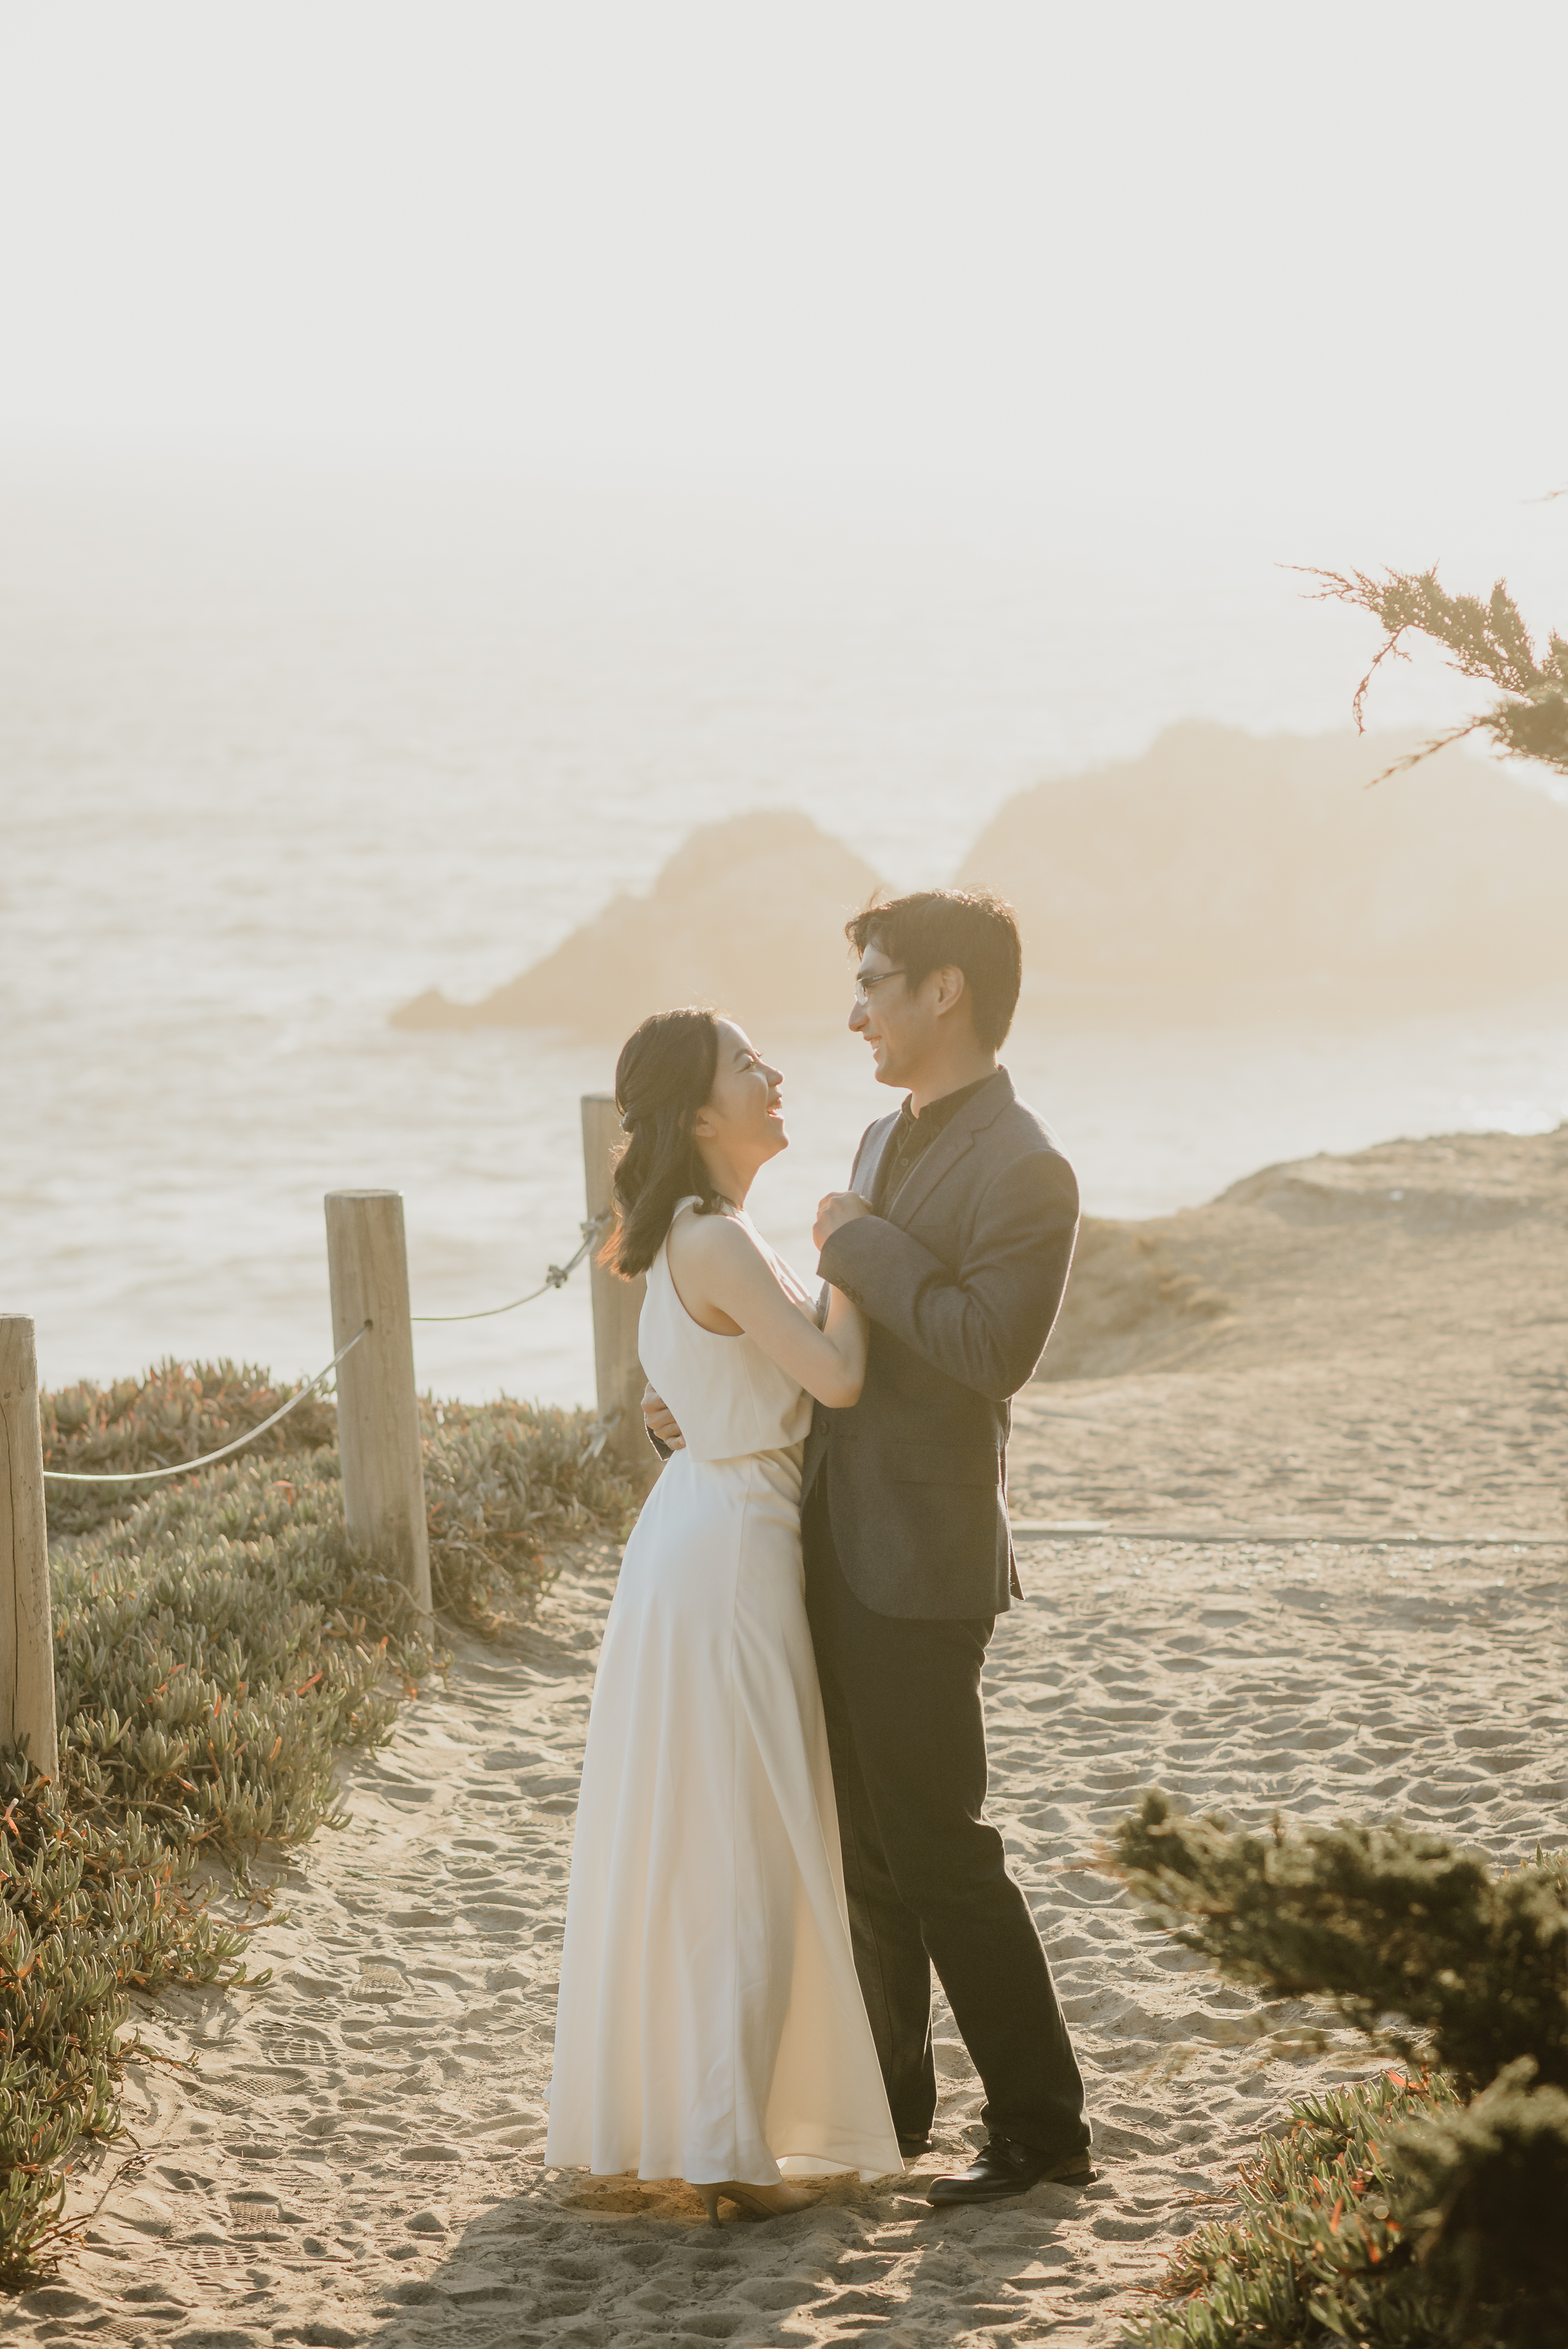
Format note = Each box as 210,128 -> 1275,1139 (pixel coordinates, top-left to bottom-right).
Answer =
646,888 -> 1091,2203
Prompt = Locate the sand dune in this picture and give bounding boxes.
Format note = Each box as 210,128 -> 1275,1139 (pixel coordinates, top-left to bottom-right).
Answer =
31,1128 -> 1568,2347
1035,1125 -> 1568,1540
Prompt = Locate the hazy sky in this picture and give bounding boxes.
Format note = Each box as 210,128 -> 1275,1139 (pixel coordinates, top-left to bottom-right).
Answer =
4,3 -> 1565,565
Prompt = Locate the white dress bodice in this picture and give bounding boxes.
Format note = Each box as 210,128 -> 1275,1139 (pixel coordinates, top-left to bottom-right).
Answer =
637,1199 -> 814,1462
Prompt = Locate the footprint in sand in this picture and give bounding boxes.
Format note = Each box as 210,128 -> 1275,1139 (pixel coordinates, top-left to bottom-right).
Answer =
351,1959 -> 408,2002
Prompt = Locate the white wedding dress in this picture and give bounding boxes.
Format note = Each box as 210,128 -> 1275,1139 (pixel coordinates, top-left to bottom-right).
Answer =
546,1199 -> 901,2186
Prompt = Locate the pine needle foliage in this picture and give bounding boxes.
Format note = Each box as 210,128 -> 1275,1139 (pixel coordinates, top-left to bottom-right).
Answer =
1301,565 -> 1568,783
1393,2060 -> 1568,2330
2,1372 -> 635,2281
1111,1793 -> 1568,2347
1111,1791 -> 1568,2090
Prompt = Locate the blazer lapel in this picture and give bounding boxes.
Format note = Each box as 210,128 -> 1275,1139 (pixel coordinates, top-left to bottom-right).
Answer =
884,1068 -> 1014,1229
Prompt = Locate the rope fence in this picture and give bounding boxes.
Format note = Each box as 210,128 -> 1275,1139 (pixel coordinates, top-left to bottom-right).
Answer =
4,1106 -> 647,1752
37,1203 -> 615,1488
410,1214 -> 608,1323
41,1322 -> 373,1485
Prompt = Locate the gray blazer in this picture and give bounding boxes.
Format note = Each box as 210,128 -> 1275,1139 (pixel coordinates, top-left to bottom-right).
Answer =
802,1066 -> 1079,1621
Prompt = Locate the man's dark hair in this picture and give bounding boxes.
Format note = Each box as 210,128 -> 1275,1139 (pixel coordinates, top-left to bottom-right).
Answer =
846,889 -> 1022,1051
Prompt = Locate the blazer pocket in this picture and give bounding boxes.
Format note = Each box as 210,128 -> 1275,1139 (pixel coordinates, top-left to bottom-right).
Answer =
886,1443 -> 1000,1488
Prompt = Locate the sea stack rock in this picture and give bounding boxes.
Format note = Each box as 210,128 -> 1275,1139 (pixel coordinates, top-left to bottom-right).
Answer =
393,809 -> 882,1036
958,723 -> 1568,1015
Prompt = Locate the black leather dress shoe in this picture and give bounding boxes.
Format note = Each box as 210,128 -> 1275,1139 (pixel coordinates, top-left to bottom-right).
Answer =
926,2134 -> 1096,2205
897,2132 -> 932,2160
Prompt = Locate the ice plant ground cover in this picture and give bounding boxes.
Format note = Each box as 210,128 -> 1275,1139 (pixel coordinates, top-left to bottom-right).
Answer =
0,1364 -> 634,2281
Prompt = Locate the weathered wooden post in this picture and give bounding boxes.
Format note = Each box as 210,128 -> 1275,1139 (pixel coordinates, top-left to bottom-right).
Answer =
324,1190 -> 432,1615
581,1095 -> 650,1475
0,1317 -> 59,1778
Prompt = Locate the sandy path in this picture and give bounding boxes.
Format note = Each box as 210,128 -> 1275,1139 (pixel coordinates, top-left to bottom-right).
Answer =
16,1506 -> 1563,2349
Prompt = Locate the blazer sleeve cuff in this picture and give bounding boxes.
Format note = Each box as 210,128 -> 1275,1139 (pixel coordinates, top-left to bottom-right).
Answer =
817,1212 -> 943,1310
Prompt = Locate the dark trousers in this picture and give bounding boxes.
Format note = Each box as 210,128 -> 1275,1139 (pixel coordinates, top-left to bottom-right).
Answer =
803,1479 -> 1089,2158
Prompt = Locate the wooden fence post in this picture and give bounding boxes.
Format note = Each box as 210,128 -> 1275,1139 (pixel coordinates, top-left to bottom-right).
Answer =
324,1190 -> 432,1615
0,1317 -> 59,1778
581,1095 -> 650,1476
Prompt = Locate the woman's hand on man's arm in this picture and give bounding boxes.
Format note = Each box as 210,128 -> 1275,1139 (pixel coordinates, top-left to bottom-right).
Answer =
813,1190 -> 873,1250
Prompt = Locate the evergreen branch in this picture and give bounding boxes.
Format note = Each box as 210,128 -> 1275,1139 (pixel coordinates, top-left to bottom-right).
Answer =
1481,686 -> 1568,771
1362,718 -> 1488,785
1106,1791 -> 1568,2092
1295,561 -> 1568,783
1304,566 -> 1546,695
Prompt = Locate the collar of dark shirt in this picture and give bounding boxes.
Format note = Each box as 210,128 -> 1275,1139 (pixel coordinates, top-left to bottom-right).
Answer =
874,1073 -> 997,1212
894,1071 -> 996,1138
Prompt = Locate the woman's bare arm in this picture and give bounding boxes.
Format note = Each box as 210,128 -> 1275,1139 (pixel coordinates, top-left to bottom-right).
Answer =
667,1212 -> 866,1408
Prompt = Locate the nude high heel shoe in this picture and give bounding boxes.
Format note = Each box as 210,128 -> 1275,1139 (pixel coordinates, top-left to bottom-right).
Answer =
694,2180 -> 816,2225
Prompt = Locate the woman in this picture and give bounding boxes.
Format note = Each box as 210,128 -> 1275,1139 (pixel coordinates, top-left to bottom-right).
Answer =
546,1008 -> 902,2221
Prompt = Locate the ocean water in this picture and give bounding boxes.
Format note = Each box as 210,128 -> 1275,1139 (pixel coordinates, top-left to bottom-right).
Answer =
4,470 -> 1565,1403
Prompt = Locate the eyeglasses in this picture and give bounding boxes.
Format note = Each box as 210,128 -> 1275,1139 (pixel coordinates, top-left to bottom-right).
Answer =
852,968 -> 906,1007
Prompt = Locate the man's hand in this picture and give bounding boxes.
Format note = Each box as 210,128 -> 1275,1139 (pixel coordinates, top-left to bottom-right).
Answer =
642,1382 -> 685,1450
814,1191 -> 874,1251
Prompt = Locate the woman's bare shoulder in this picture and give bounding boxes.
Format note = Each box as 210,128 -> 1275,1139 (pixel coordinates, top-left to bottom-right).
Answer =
665,1206 -> 759,1269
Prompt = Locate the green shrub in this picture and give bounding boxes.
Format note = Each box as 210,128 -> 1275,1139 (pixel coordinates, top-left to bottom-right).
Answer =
1111,1790 -> 1568,2091
1111,1794 -> 1568,2347
1396,2060 -> 1568,2338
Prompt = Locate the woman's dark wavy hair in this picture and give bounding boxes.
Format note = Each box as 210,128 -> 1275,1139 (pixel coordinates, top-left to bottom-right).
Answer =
603,1007 -> 726,1279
